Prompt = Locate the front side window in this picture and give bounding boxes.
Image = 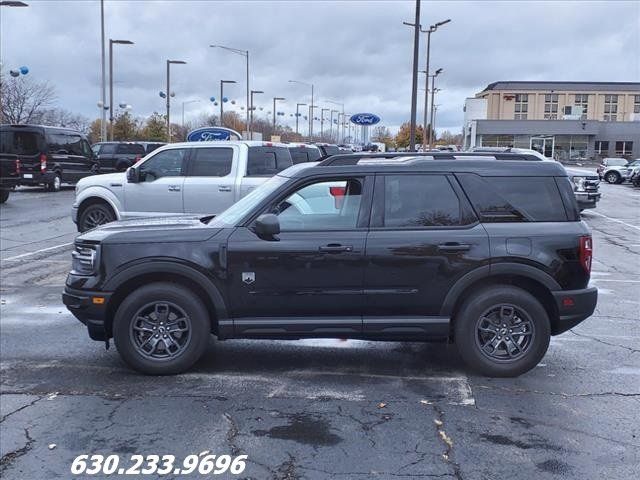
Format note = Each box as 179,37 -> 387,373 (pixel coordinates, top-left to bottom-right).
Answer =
271,178 -> 363,231
189,148 -> 233,177
116,143 -> 145,155
99,144 -> 116,155
139,148 -> 187,181
379,175 -> 466,228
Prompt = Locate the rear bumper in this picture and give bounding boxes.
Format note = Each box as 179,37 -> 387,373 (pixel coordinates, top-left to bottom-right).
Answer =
575,191 -> 601,210
19,171 -> 54,185
551,287 -> 598,335
62,286 -> 112,341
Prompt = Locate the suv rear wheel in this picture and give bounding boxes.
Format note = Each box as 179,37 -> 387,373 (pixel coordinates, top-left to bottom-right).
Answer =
454,286 -> 550,377
113,282 -> 211,375
47,173 -> 62,192
605,171 -> 621,184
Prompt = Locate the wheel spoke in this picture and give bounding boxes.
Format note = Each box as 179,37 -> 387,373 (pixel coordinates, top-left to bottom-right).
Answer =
131,301 -> 191,360
499,305 -> 515,323
476,304 -> 535,361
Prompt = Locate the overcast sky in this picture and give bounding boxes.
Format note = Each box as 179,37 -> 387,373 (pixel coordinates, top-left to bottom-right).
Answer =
1,0 -> 639,135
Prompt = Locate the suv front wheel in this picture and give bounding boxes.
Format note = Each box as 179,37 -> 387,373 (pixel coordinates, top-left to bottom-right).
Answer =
113,283 -> 211,375
454,286 -> 550,377
605,171 -> 621,184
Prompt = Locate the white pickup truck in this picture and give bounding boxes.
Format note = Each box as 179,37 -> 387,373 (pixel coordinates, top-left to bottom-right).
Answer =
72,141 -> 293,232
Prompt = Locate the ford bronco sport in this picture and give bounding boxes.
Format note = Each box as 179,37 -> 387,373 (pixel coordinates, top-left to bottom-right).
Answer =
63,156 -> 597,377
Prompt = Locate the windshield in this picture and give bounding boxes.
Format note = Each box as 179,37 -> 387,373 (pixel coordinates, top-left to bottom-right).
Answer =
209,175 -> 289,227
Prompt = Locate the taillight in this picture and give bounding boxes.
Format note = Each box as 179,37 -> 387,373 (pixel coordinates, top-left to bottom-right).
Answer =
579,236 -> 592,274
40,153 -> 47,173
15,159 -> 21,174
134,155 -> 141,162
329,186 -> 346,209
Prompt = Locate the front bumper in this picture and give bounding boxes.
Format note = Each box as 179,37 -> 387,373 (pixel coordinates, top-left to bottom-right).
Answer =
575,191 -> 601,210
551,287 -> 598,335
62,286 -> 112,341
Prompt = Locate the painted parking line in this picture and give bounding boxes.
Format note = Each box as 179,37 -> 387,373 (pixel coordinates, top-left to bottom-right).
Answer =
585,211 -> 640,232
2,242 -> 73,262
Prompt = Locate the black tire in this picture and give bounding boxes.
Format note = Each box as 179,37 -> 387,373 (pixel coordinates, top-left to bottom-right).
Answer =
78,202 -> 115,232
47,172 -> 62,192
605,171 -> 621,184
113,282 -> 211,375
454,285 -> 550,377
0,189 -> 9,204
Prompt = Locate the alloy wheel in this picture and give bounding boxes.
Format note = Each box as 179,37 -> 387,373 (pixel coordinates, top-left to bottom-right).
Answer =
83,208 -> 111,230
475,304 -> 535,362
129,301 -> 192,360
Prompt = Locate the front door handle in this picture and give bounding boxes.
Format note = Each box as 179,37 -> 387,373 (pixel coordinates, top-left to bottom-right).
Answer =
437,243 -> 471,253
319,244 -> 353,253
168,185 -> 181,192
218,185 -> 232,192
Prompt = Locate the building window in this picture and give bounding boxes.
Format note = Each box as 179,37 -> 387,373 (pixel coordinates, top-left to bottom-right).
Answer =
544,94 -> 558,119
634,95 -> 640,114
604,94 -> 618,121
574,94 -> 588,119
514,94 -> 528,120
615,141 -> 633,156
595,141 -> 609,155
481,135 -> 514,147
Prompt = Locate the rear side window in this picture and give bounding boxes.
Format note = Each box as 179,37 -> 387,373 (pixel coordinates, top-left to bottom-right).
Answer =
0,130 -> 42,155
116,143 -> 145,155
320,145 -> 340,156
247,146 -> 293,176
457,174 -> 567,222
47,132 -> 83,155
377,174 -> 469,227
189,148 -> 233,177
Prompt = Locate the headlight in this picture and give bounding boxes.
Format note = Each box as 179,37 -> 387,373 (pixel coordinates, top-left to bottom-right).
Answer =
71,243 -> 100,275
572,176 -> 586,192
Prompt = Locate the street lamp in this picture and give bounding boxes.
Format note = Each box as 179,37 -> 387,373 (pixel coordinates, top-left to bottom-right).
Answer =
109,39 -> 134,141
272,97 -> 285,130
402,0 -> 422,151
166,59 -> 186,142
325,99 -> 344,142
220,80 -> 236,127
421,18 -> 451,151
295,103 -> 306,135
320,108 -> 330,139
210,45 -> 249,134
429,68 -> 443,147
289,80 -> 314,139
182,99 -> 200,127
250,90 -> 263,139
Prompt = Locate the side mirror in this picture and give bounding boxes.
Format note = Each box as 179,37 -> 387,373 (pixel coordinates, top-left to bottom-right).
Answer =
254,214 -> 280,239
126,167 -> 139,183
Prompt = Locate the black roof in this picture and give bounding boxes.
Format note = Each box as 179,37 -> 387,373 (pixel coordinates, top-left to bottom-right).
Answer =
0,124 -> 86,134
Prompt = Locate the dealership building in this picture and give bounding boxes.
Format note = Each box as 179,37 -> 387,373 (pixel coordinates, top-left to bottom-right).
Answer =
462,81 -> 640,160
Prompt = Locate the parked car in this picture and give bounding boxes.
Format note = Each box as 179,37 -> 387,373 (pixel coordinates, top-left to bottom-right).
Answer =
73,141 -> 293,232
138,142 -> 166,155
286,143 -> 322,164
63,156 -> 597,377
0,156 -> 21,204
597,157 -> 630,184
0,124 -> 97,191
91,141 -> 146,172
620,159 -> 640,183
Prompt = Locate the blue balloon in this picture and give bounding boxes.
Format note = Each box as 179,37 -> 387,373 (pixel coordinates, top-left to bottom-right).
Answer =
19,66 -> 29,75
210,96 -> 216,102
159,91 -> 166,98
222,97 -> 228,103
213,102 -> 219,106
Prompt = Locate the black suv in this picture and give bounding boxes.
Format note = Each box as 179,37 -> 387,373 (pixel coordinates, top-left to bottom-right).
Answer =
0,124 -> 97,191
91,141 -> 146,172
63,156 -> 597,377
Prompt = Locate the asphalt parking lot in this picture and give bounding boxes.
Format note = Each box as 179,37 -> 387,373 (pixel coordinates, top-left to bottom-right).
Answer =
1,176 -> 639,479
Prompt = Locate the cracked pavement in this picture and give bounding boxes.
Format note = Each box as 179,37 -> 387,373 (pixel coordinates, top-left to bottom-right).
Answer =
1,181 -> 639,479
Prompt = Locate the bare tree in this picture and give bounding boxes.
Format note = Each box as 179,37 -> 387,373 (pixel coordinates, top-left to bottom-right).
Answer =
38,108 -> 90,133
0,73 -> 57,124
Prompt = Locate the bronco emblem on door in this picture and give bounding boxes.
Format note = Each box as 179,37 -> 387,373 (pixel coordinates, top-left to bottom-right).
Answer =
242,272 -> 255,285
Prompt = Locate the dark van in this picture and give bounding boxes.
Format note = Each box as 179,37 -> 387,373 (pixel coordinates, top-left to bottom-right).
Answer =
0,124 -> 97,192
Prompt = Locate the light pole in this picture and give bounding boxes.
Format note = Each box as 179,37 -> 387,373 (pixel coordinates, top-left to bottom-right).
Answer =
109,39 -> 133,141
433,104 -> 441,144
210,45 -> 249,134
289,80 -> 314,139
250,90 -> 263,139
165,60 -> 186,142
295,103 -> 306,135
182,99 -> 200,127
403,0 -> 421,151
330,110 -> 340,142
429,68 -> 443,147
100,0 -> 106,141
325,100 -> 344,142
220,80 -> 236,127
421,18 -> 450,151
272,97 -> 285,130
320,108 -> 330,139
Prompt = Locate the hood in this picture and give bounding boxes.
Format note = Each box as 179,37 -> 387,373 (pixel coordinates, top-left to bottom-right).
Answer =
77,172 -> 126,189
78,215 -> 222,244
564,167 -> 598,178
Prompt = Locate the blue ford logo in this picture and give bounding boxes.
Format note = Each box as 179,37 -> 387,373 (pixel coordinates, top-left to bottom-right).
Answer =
186,127 -> 242,142
350,113 -> 381,126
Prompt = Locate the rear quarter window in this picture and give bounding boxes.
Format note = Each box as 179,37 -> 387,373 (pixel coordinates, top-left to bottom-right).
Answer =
456,174 -> 568,222
247,146 -> 293,176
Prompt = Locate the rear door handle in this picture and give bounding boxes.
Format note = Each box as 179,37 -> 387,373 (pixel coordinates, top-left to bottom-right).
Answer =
218,186 -> 232,192
437,243 -> 471,252
319,244 -> 353,253
168,185 -> 181,192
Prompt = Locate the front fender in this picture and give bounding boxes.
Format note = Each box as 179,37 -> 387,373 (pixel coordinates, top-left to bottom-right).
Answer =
75,184 -> 124,220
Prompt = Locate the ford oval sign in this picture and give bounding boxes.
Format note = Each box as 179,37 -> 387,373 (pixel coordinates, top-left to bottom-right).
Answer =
350,113 -> 381,126
186,127 -> 242,142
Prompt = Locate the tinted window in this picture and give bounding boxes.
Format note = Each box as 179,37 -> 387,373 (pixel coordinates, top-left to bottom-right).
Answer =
0,130 -> 42,155
272,179 -> 363,231
382,175 -> 462,227
307,147 -> 322,162
99,144 -> 116,154
320,145 -> 340,156
457,174 -> 567,222
116,143 -> 145,155
47,132 -> 83,155
146,143 -> 165,153
290,149 -> 310,165
140,148 -> 187,181
190,148 -> 233,177
247,146 -> 293,176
